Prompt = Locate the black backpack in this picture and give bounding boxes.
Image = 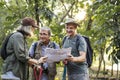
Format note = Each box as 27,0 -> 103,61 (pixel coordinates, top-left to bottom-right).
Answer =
62,34 -> 93,68
0,33 -> 14,60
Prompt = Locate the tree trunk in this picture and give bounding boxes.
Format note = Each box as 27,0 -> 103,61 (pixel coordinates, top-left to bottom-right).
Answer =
34,0 -> 40,27
116,63 -> 119,80
34,0 -> 40,40
101,47 -> 106,77
96,51 -> 102,78
111,58 -> 113,76
86,18 -> 92,31
96,48 -> 105,79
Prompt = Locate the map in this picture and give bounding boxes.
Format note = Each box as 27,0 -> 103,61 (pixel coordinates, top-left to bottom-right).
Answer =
45,47 -> 71,62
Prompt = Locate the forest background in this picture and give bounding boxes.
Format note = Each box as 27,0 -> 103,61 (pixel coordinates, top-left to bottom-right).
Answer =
0,0 -> 120,80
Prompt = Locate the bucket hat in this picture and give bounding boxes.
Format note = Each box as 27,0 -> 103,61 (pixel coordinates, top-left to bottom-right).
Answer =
65,18 -> 79,26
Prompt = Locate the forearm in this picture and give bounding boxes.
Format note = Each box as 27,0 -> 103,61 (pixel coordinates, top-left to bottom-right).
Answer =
68,51 -> 86,62
28,56 -> 48,65
28,58 -> 38,65
72,56 -> 86,62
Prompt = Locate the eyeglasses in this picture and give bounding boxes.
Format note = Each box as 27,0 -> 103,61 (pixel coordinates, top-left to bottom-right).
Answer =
39,33 -> 48,36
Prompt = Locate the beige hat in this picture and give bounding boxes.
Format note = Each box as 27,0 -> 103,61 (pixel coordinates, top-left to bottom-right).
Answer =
21,17 -> 39,28
65,18 -> 79,26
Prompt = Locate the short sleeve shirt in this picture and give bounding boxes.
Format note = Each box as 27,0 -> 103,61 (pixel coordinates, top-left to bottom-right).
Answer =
62,35 -> 88,75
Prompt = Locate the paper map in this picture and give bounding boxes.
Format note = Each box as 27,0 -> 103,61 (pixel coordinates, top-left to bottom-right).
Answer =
45,48 -> 71,62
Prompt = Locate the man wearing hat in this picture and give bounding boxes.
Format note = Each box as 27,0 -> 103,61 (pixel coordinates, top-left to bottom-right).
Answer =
62,18 -> 89,80
1,17 -> 47,80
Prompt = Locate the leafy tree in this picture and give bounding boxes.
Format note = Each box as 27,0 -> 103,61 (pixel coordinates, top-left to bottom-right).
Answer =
91,0 -> 120,78
1,0 -> 120,79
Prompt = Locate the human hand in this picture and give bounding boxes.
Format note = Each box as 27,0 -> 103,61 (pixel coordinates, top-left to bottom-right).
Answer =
38,56 -> 48,63
36,65 -> 42,69
63,59 -> 68,65
66,54 -> 74,62
28,59 -> 39,65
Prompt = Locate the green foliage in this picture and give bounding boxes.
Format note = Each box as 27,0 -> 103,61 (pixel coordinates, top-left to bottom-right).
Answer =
91,0 -> 120,65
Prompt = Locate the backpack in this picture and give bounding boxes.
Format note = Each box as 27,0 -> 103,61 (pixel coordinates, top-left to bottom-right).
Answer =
62,34 -> 93,68
0,33 -> 14,60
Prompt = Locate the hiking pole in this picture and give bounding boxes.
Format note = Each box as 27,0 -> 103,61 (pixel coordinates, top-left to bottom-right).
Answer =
33,64 -> 43,80
62,65 -> 67,80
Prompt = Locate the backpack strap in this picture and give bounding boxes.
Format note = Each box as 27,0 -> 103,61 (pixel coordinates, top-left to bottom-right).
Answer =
48,42 -> 56,49
29,42 -> 38,58
32,42 -> 38,58
76,34 -> 84,50
62,36 -> 67,46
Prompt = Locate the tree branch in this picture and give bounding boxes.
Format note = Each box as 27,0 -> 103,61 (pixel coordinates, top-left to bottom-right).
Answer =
58,1 -> 75,25
4,1 -> 13,12
60,0 -> 68,12
86,18 -> 93,31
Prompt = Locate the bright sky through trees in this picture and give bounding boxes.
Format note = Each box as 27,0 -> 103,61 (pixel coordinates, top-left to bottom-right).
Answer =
75,10 -> 86,21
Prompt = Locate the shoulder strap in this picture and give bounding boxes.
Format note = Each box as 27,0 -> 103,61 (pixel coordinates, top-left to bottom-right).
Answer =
52,42 -> 56,49
48,42 -> 56,49
34,42 -> 38,52
32,42 -> 38,58
62,36 -> 67,46
76,34 -> 83,49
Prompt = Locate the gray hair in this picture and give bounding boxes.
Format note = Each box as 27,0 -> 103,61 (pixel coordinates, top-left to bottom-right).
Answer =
40,26 -> 51,36
17,25 -> 33,36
